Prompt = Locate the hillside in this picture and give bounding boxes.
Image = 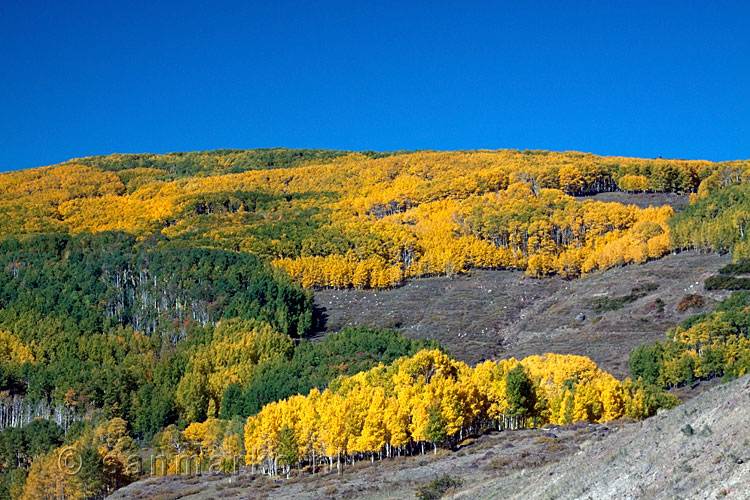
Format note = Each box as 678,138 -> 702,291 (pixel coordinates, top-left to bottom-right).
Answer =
2,148 -> 750,499
1,149 -> 743,287
106,374 -> 750,500
457,373 -> 750,500
316,251 -> 730,377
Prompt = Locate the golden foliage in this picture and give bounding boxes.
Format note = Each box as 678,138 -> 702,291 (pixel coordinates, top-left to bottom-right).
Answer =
175,319 -> 294,422
240,349 -> 655,474
0,150 -> 724,287
0,330 -> 34,365
19,418 -> 137,500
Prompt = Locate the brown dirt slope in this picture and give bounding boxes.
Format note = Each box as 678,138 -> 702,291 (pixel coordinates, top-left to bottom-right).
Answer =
315,251 -> 730,378
574,191 -> 690,210
107,420 -> 624,500
455,374 -> 750,500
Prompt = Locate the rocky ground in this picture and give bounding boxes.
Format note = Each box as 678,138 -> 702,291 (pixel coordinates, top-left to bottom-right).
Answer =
455,374 -> 750,500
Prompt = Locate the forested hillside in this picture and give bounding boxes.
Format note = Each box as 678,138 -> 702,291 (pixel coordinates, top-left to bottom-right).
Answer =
0,148 -> 749,499
2,149 -> 746,287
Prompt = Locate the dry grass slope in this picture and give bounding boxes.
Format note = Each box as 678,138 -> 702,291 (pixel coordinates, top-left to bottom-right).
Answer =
316,251 -> 730,378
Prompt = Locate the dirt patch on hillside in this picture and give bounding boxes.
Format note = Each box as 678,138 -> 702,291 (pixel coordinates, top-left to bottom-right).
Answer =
314,252 -> 730,378
575,191 -> 690,210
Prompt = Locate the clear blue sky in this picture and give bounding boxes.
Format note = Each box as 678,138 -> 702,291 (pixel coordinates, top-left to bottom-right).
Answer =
1,1 -> 748,171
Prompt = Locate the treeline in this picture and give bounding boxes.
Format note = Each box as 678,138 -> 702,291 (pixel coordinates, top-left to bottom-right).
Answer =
147,327 -> 437,476
235,350 -> 676,477
670,161 -> 750,259
62,148 -> 710,191
173,324 -> 435,425
153,349 -> 676,478
218,326 -> 439,419
275,189 -> 674,285
64,148 -> 379,178
629,291 -> 750,388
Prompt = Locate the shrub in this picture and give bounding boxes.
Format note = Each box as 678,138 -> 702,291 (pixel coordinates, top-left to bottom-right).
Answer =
591,292 -> 642,311
705,275 -> 750,290
644,298 -> 665,314
415,475 -> 464,499
718,260 -> 750,275
633,282 -> 659,293
677,294 -> 705,311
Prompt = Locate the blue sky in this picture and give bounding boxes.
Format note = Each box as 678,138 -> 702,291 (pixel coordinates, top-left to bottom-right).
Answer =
1,1 -> 748,171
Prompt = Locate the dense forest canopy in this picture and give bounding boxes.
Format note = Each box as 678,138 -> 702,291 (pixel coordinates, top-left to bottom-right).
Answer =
2,148 -> 747,288
1,148 -> 749,498
63,148 -> 407,177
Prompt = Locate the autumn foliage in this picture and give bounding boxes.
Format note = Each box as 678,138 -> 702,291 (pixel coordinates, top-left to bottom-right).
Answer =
630,291 -> 750,388
18,418 -> 137,500
1,148 -> 746,496
239,349 -> 675,476
0,148 -> 731,289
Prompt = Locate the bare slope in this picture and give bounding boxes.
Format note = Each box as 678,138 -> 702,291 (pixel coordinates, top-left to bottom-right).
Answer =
108,420 -> 624,500
315,251 -> 730,378
456,374 -> 750,500
574,191 -> 690,210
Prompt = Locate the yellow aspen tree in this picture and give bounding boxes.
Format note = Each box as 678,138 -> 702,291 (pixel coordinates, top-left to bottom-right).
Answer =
599,376 -> 625,422
558,165 -> 583,194
358,387 -> 387,460
572,380 -> 601,423
316,391 -> 347,473
383,394 -> 410,456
